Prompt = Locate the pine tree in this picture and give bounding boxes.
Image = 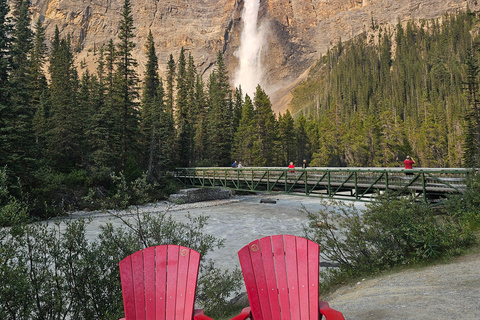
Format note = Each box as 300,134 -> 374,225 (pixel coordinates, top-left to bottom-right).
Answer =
85,47 -> 120,180
176,47 -> 190,166
193,74 -> 208,164
157,78 -> 176,172
463,45 -> 480,167
140,31 -> 163,179
277,109 -> 295,165
0,0 -> 12,168
206,52 -> 233,166
113,0 -> 140,173
232,94 -> 259,166
253,85 -> 278,166
232,87 -> 243,138
3,0 -> 36,177
47,29 -> 81,170
165,54 -> 176,115
30,18 -> 48,160
0,0 -> 11,103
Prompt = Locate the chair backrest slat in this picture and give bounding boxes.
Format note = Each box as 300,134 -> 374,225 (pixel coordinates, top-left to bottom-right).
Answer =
143,246 -> 156,318
238,235 -> 320,320
132,251 -> 147,319
166,245 -> 179,319
155,245 -> 168,319
119,245 -> 200,320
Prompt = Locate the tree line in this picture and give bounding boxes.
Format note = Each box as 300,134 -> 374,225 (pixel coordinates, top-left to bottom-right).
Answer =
2,1 -> 480,217
290,9 -> 480,168
0,0 -> 312,217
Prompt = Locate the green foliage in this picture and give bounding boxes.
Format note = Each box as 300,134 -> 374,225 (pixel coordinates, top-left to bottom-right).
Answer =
290,10 -> 478,167
443,171 -> 480,230
0,199 -> 242,319
0,167 -> 29,227
304,195 -> 474,277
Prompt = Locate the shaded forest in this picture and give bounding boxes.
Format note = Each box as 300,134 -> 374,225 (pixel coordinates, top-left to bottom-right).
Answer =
1,0 -> 480,217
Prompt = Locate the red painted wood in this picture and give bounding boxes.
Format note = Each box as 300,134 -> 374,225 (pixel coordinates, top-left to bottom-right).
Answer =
119,255 -> 136,320
143,246 -> 156,319
131,250 -> 146,319
319,301 -> 345,320
176,247 -> 188,319
232,235 -> 344,320
307,241 -> 319,320
271,235 -> 290,320
296,237 -> 309,319
166,245 -> 179,320
238,244 -> 263,320
185,250 -> 200,320
155,245 -> 168,319
284,235 -> 300,320
250,238 -> 272,320
259,236 -> 282,320
119,245 -> 212,320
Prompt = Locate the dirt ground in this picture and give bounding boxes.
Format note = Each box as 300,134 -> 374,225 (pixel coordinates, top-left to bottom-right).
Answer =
324,251 -> 480,320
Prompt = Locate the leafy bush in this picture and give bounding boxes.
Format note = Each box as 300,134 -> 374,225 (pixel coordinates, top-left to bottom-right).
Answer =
304,194 -> 475,277
1,201 -> 242,319
0,167 -> 29,227
442,171 -> 480,231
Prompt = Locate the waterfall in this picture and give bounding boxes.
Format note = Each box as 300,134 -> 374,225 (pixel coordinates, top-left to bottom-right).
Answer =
234,0 -> 264,97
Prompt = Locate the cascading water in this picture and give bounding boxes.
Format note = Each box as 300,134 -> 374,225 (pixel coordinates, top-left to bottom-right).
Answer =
234,0 -> 264,97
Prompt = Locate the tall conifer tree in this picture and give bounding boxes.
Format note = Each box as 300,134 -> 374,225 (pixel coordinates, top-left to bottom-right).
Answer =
253,85 -> 277,166
114,0 -> 140,173
176,47 -> 190,166
47,29 -> 81,170
4,0 -> 36,176
0,0 -> 12,168
206,52 -> 232,166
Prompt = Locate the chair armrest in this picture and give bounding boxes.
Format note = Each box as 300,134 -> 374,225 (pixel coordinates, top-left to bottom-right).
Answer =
228,307 -> 252,320
194,308 -> 214,320
319,301 -> 345,320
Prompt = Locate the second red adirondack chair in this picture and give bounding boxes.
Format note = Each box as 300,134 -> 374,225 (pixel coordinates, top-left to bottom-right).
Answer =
230,235 -> 345,320
119,245 -> 213,320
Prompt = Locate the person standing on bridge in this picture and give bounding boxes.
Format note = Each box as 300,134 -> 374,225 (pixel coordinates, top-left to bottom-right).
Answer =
302,159 -> 307,169
404,156 -> 415,175
288,162 -> 295,173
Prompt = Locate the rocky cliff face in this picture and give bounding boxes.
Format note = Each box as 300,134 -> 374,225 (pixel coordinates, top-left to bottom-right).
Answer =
20,0 -> 480,111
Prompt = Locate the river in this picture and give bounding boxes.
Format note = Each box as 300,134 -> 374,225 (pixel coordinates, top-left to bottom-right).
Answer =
65,193 -> 367,272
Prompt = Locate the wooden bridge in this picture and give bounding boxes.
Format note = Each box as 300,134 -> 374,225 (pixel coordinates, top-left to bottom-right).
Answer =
173,167 -> 470,204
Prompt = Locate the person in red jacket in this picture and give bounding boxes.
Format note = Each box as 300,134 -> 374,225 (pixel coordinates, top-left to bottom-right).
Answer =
288,162 -> 295,173
404,156 -> 415,175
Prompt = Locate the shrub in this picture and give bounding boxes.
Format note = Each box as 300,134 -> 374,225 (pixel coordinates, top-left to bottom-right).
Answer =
0,167 -> 29,227
442,170 -> 480,231
304,194 -> 475,277
0,206 -> 242,319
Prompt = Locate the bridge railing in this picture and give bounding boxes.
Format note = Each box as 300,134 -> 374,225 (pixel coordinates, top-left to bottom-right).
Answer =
173,167 -> 470,204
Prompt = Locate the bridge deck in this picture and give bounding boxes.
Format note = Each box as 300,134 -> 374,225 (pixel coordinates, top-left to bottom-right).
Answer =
174,167 -> 470,204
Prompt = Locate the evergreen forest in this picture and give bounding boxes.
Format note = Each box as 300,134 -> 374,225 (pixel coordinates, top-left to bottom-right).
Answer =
290,8 -> 480,168
1,0 -> 480,218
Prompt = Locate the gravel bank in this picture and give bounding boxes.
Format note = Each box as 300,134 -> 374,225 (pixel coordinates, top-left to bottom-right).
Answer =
325,252 -> 480,320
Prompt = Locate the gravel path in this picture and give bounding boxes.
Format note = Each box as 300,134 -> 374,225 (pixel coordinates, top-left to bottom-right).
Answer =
325,252 -> 480,320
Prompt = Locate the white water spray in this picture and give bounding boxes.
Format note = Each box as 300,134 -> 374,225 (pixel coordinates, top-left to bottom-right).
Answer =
234,0 -> 265,97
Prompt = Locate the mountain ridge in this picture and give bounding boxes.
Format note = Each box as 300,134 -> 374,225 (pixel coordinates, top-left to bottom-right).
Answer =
21,0 -> 480,112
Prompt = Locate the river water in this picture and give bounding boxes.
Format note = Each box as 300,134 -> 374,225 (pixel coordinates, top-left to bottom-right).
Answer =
65,193 -> 367,273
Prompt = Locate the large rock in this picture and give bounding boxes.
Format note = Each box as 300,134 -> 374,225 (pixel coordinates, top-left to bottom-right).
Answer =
20,0 -> 480,112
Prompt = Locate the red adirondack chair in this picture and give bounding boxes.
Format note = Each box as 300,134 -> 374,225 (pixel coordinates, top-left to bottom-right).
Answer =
230,235 -> 345,320
119,245 -> 213,320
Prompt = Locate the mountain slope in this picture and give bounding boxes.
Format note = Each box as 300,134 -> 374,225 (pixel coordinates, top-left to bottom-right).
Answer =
21,0 -> 480,111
